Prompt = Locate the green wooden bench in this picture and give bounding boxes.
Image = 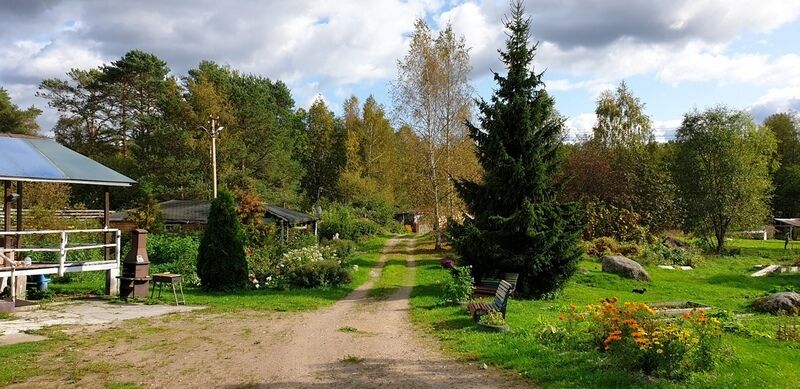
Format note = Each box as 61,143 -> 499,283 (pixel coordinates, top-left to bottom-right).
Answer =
468,280 -> 513,322
472,272 -> 518,298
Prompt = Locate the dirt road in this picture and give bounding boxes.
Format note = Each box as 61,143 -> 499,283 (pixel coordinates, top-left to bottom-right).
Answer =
12,238 -> 531,388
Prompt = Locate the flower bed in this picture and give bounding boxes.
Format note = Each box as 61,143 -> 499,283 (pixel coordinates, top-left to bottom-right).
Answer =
560,298 -> 722,379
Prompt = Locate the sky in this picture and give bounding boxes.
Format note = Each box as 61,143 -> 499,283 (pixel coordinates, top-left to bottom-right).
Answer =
1,0 -> 799,141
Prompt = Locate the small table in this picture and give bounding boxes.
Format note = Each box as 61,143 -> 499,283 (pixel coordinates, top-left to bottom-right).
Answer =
150,273 -> 186,306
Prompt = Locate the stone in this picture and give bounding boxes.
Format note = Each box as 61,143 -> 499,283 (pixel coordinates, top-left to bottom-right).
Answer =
602,255 -> 651,281
679,266 -> 693,271
750,292 -> 800,315
658,265 -> 675,270
750,265 -> 782,277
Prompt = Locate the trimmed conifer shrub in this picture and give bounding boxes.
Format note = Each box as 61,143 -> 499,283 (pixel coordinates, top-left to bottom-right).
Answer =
448,1 -> 584,298
196,190 -> 249,290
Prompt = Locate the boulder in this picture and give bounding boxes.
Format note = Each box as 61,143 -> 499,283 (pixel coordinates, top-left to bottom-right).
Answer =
602,255 -> 651,281
751,292 -> 800,315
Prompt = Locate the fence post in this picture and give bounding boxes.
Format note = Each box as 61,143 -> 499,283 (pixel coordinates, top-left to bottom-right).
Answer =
59,231 -> 67,276
105,229 -> 121,296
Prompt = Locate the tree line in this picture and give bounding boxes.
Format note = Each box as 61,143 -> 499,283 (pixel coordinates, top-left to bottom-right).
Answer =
1,10 -> 797,258
0,21 -> 480,233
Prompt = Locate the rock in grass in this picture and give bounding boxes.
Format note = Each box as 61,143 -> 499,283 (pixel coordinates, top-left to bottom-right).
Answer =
751,292 -> 800,315
602,255 -> 651,281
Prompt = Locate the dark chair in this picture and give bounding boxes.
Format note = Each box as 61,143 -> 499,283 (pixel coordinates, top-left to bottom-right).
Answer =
468,280 -> 514,322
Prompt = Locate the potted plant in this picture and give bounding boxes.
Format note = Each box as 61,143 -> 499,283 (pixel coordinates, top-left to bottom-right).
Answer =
478,311 -> 510,332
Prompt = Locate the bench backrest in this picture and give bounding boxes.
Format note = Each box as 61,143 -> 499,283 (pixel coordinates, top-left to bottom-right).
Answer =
491,280 -> 513,311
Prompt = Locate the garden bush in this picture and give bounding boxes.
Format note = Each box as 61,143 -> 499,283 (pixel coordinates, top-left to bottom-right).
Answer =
148,233 -> 201,286
638,242 -> 700,267
196,190 -> 249,291
246,246 -> 283,288
584,201 -> 646,242
582,236 -> 700,267
285,259 -> 351,288
283,232 -> 318,251
322,239 -> 357,262
318,203 -> 380,240
561,298 -> 722,379
439,265 -> 474,305
582,237 -> 641,258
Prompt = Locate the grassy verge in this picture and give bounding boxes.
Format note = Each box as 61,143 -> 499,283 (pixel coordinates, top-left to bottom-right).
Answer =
409,236 -> 800,388
368,240 -> 411,298
0,340 -> 54,385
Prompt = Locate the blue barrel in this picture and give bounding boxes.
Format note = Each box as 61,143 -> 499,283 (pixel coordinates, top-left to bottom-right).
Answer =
29,274 -> 51,291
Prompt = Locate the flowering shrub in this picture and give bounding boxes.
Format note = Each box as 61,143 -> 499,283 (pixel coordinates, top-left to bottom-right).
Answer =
439,266 -> 474,305
246,245 -> 351,289
561,298 -> 722,379
279,246 -> 350,288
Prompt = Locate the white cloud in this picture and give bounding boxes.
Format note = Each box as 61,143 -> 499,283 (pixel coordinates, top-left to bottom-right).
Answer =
564,112 -> 596,140
2,0 -> 800,132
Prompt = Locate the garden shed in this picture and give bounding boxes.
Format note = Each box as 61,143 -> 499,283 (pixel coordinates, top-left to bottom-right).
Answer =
0,133 -> 135,302
112,199 -> 212,232
113,200 -> 318,240
264,205 -> 318,242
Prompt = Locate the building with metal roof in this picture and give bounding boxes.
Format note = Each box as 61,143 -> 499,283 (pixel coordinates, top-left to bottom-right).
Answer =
1,133 -> 134,302
113,200 -> 318,240
0,133 -> 135,187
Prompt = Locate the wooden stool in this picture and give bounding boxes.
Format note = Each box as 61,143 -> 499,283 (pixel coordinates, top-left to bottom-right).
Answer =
150,273 -> 186,306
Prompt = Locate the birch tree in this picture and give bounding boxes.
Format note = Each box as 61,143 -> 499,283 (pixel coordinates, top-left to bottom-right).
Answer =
391,20 -> 474,249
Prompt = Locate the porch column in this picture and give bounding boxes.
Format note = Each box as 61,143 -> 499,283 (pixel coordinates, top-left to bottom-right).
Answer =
103,188 -> 119,296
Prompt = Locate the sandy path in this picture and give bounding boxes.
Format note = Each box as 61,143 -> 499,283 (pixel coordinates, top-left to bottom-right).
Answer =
254,237 -> 530,388
10,238 -> 531,388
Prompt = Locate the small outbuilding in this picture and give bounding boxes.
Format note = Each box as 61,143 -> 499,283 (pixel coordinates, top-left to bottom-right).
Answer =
113,200 -> 318,241
264,205 -> 318,242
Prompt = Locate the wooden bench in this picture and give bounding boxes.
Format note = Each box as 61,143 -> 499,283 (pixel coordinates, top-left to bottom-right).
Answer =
472,273 -> 518,298
468,280 -> 514,322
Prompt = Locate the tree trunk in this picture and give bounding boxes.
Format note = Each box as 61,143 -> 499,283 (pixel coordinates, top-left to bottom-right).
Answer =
433,182 -> 442,250
715,227 -> 726,253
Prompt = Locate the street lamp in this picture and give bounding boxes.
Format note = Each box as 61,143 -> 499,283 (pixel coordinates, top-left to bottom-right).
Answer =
201,115 -> 224,199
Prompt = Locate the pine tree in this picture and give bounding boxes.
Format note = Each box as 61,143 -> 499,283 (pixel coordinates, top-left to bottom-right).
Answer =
448,1 -> 583,298
197,190 -> 249,290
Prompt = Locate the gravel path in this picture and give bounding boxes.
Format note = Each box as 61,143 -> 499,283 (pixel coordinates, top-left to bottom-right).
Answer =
250,237 -> 531,388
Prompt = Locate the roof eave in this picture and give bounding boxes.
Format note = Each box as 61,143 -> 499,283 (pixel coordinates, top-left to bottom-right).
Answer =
0,176 -> 135,187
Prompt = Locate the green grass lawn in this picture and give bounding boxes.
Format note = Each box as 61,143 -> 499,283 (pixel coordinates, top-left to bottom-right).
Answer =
410,236 -> 800,388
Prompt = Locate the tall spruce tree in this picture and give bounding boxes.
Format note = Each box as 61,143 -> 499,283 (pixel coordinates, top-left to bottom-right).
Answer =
448,1 -> 583,298
197,190 -> 248,290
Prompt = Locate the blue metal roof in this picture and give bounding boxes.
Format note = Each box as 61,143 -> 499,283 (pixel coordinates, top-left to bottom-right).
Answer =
0,134 -> 135,187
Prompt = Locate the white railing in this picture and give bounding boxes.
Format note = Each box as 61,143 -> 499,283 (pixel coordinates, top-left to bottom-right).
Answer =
0,228 -> 121,276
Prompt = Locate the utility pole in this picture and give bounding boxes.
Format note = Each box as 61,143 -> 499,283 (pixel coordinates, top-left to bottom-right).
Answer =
202,116 -> 224,198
